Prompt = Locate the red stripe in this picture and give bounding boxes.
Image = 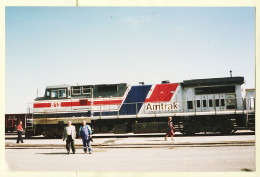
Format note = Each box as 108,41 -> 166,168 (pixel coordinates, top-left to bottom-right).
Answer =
145,83 -> 179,102
93,100 -> 122,105
33,103 -> 51,108
34,99 -> 122,108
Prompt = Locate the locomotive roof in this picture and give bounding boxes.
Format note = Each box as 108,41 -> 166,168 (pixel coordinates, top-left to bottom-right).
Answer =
46,83 -> 128,89
182,76 -> 244,87
46,85 -> 71,89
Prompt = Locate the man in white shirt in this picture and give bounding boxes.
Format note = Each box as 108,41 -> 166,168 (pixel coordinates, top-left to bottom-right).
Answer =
62,121 -> 76,154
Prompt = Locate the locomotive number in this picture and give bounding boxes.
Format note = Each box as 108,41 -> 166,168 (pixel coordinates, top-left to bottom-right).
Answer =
51,102 -> 61,108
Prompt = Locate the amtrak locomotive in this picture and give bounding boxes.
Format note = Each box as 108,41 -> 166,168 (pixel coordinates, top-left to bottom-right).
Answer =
26,76 -> 255,137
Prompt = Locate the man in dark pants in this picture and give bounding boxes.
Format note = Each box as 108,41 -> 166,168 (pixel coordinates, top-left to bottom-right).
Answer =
79,120 -> 92,154
62,121 -> 76,155
16,121 -> 24,143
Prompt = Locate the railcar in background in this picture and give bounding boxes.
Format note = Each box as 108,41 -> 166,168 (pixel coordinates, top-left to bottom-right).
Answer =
25,76 -> 255,138
245,88 -> 255,131
5,113 -> 32,133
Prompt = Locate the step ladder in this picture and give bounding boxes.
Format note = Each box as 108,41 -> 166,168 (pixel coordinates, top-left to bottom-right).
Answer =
25,106 -> 34,136
247,113 -> 255,131
174,121 -> 184,133
231,118 -> 238,133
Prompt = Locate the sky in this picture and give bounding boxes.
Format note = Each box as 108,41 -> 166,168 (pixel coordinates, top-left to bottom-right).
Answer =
5,7 -> 255,113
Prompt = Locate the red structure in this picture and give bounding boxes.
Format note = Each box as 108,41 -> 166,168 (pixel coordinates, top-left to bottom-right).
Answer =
5,114 -> 27,133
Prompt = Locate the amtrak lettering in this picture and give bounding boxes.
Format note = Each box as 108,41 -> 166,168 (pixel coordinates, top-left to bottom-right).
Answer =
146,102 -> 179,111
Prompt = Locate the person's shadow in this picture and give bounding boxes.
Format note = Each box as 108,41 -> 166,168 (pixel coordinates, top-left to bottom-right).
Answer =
36,152 -> 72,155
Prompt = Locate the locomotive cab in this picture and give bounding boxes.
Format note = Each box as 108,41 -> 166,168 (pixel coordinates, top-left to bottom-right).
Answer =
45,85 -> 71,99
35,85 -> 71,100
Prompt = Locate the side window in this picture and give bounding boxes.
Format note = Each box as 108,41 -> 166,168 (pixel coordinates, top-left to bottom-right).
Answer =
83,86 -> 91,94
51,90 -> 58,98
221,99 -> 225,106
187,101 -> 193,109
72,86 -> 81,95
196,100 -> 201,108
215,99 -> 220,107
58,89 -> 66,98
209,99 -> 213,107
203,100 -> 207,107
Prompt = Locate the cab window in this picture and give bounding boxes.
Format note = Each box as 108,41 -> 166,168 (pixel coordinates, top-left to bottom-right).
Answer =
51,90 -> 58,98
59,89 -> 66,98
46,90 -> 51,97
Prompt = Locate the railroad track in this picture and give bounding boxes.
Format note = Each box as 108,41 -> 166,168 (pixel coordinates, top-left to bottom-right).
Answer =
5,140 -> 255,149
5,130 -> 255,140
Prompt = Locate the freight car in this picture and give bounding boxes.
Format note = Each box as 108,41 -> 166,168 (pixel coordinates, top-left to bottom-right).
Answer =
27,76 -> 255,138
5,113 -> 32,133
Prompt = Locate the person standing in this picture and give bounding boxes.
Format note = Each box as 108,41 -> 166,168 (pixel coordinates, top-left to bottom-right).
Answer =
16,121 -> 24,143
79,120 -> 92,154
167,116 -> 172,126
62,121 -> 76,155
165,122 -> 174,141
165,117 -> 174,141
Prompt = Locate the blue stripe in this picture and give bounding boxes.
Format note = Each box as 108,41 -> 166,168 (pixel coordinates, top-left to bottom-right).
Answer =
34,112 -> 91,118
119,85 -> 152,115
93,111 -> 118,116
34,111 -> 118,119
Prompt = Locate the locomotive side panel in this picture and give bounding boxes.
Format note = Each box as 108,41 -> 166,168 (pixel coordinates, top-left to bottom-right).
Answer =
140,83 -> 181,115
119,85 -> 152,115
